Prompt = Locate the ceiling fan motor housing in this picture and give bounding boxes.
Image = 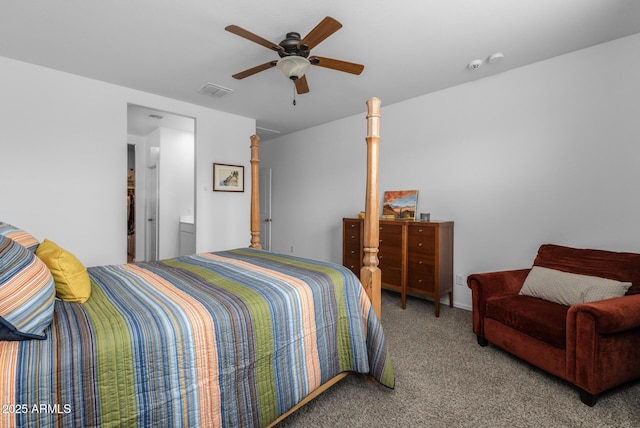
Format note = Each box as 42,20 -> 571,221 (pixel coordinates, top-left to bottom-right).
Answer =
278,32 -> 310,58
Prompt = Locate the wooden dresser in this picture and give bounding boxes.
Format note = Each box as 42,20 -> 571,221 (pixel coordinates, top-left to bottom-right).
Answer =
342,218 -> 454,317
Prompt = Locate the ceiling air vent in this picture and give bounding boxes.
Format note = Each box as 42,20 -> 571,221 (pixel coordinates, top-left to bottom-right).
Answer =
256,126 -> 280,140
197,82 -> 234,98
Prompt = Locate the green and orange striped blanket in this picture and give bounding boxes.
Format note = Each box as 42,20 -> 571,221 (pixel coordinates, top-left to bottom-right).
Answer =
0,248 -> 394,427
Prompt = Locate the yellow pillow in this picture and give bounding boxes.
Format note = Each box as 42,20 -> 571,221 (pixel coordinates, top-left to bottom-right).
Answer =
36,239 -> 91,303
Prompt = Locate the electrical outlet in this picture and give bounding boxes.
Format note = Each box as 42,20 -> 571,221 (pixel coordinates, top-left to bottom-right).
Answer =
455,274 -> 464,286
290,245 -> 294,253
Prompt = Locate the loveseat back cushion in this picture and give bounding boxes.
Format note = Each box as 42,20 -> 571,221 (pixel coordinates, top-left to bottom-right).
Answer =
485,295 -> 569,349
534,244 -> 640,295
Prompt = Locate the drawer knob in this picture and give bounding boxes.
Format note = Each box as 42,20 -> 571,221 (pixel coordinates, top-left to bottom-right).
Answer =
419,260 -> 423,265
418,243 -> 423,247
418,229 -> 423,232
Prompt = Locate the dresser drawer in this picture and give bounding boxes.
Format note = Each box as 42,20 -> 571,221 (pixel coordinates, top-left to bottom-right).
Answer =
344,220 -> 360,229
344,231 -> 361,245
407,260 -> 435,294
343,220 -> 361,241
343,240 -> 360,257
407,252 -> 434,265
408,224 -> 435,239
379,223 -> 402,248
407,239 -> 435,256
344,244 -> 360,257
377,225 -> 401,267
407,225 -> 435,256
378,247 -> 402,268
344,261 -> 360,278
342,248 -> 362,268
381,267 -> 402,291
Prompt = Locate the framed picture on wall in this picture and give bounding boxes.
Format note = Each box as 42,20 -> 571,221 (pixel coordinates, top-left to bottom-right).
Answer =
213,163 -> 244,192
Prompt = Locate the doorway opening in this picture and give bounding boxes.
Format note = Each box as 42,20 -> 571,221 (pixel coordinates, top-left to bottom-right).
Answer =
127,144 -> 136,262
127,104 -> 196,262
259,168 -> 272,251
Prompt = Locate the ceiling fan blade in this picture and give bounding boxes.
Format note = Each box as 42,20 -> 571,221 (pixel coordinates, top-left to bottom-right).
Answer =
232,61 -> 277,79
225,25 -> 284,52
297,16 -> 342,51
294,75 -> 310,94
310,56 -> 364,75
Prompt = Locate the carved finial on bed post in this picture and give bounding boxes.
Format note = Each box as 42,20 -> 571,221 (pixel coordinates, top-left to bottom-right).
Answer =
250,134 -> 262,249
361,97 -> 382,318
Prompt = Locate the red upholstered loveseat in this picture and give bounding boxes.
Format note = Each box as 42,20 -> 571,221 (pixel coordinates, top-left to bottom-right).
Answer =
467,244 -> 640,406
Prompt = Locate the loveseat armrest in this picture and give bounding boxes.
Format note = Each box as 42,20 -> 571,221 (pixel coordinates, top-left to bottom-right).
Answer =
467,269 -> 530,338
570,294 -> 640,335
566,294 -> 640,398
467,269 -> 531,297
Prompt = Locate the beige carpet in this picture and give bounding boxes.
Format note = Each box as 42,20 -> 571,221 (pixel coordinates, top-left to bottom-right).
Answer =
277,290 -> 640,428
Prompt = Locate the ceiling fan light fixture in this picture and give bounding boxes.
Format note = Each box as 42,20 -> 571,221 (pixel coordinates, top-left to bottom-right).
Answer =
276,56 -> 310,80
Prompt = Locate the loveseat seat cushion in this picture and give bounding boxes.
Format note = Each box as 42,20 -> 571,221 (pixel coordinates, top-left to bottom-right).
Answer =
485,295 -> 569,349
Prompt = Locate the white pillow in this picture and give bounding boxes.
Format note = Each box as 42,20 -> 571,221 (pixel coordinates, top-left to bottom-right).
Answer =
519,266 -> 632,306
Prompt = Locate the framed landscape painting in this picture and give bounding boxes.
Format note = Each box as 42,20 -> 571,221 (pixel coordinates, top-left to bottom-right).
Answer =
213,163 -> 244,192
382,190 -> 418,220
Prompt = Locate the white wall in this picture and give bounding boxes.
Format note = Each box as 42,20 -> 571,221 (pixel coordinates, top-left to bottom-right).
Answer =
0,56 -> 255,266
261,33 -> 640,311
157,127 -> 194,260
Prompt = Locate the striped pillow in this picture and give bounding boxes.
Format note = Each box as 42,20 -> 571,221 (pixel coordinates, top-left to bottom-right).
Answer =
0,235 -> 55,340
0,222 -> 40,252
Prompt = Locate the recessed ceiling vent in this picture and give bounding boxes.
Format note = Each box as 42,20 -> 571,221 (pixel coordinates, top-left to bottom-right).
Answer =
256,126 -> 281,140
197,82 -> 234,98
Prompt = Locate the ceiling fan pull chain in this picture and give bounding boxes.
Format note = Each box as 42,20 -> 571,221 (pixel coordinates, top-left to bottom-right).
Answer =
292,83 -> 297,106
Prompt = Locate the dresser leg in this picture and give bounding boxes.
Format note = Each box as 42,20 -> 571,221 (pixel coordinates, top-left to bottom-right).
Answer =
448,291 -> 453,308
434,299 -> 440,317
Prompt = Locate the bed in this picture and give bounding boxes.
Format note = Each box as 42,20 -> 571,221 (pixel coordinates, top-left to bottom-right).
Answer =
0,98 -> 391,427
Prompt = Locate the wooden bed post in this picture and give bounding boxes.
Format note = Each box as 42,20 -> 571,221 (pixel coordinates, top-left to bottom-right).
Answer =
361,97 -> 382,318
266,101 -> 383,428
250,134 -> 262,249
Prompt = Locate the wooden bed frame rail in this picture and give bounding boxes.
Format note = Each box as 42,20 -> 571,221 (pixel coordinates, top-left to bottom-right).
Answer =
250,97 -> 382,427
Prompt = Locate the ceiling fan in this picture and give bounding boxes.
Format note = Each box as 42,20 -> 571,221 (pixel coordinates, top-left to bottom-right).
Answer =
225,17 -> 364,95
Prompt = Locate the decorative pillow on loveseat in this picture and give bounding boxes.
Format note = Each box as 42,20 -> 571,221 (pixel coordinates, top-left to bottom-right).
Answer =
0,235 -> 55,340
519,266 -> 632,306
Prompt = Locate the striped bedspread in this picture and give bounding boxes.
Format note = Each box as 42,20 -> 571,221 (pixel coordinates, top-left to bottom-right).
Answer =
0,248 -> 394,427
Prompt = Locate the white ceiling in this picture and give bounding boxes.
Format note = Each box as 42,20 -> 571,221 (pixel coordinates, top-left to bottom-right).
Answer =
2,1 -> 640,139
